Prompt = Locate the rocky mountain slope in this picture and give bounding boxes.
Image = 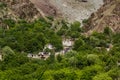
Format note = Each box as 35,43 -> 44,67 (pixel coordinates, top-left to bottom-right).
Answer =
84,0 -> 120,34
30,0 -> 59,17
0,0 -> 42,28
30,0 -> 103,22
0,0 -> 103,22
49,0 -> 103,22
0,0 -> 119,33
0,0 -> 40,21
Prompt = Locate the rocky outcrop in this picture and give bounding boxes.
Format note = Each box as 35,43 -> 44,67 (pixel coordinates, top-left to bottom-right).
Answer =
84,0 -> 120,34
30,0 -> 59,17
0,0 -> 40,21
0,0 -> 61,21
0,0 -> 104,22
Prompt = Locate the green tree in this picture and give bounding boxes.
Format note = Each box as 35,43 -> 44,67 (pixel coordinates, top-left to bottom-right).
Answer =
93,73 -> 112,80
2,46 -> 15,56
73,38 -> 85,51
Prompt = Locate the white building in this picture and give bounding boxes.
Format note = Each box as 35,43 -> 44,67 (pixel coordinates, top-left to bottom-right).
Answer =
32,54 -> 40,59
44,44 -> 54,50
0,54 -> 2,61
27,53 -> 33,58
62,39 -> 74,47
27,53 -> 41,59
117,60 -> 120,66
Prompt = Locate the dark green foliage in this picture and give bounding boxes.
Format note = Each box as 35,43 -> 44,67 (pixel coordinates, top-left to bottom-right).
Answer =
82,19 -> 89,24
0,17 -> 119,80
0,18 -> 63,53
53,69 -> 77,80
57,54 -> 63,62
103,27 -> 112,36
0,2 -> 7,8
57,20 -> 81,38
73,38 -> 85,51
3,19 -> 15,28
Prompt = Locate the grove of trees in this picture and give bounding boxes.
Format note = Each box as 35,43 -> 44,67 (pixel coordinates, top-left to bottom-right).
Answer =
0,17 -> 120,80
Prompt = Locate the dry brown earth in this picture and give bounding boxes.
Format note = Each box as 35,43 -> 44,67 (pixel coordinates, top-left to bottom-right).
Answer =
84,0 -> 120,34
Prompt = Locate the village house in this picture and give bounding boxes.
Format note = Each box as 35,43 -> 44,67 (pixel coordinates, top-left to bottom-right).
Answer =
55,38 -> 75,56
0,50 -> 2,61
27,53 -> 33,58
0,53 -> 2,61
27,44 -> 53,60
106,43 -> 113,51
96,43 -> 113,52
27,39 -> 75,60
38,52 -> 51,60
27,52 -> 51,60
27,53 -> 40,59
117,60 -> 120,66
62,39 -> 74,47
44,44 -> 54,51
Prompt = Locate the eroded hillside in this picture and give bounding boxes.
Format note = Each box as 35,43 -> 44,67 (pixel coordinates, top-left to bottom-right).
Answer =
0,0 -> 104,22
0,0 -> 40,21
49,0 -> 103,22
84,0 -> 120,34
30,0 -> 59,17
1,0 -> 119,33
30,0 -> 103,22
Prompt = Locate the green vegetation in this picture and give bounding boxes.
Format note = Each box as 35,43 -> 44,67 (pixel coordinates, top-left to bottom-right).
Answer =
0,18 -> 120,80
0,19 -> 63,53
0,2 -> 7,8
